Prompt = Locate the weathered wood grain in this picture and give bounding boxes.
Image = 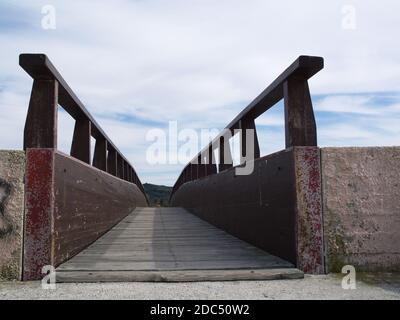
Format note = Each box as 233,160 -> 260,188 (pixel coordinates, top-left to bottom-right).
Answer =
52,151 -> 147,266
57,207 -> 300,282
57,268 -> 303,283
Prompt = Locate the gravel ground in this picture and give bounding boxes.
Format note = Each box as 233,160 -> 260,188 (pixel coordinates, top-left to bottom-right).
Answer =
0,273 -> 399,300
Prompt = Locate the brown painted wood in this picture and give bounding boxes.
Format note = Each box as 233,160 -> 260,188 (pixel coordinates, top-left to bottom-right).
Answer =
219,135 -> 233,172
123,161 -> 127,181
133,170 -> 137,185
206,146 -> 217,176
23,149 -> 55,280
24,80 -> 58,149
117,155 -> 124,179
197,155 -> 206,179
283,79 -> 317,148
126,165 -> 132,182
184,166 -> 189,182
172,55 -> 323,194
239,118 -> 260,164
52,151 -> 147,267
107,148 -> 117,175
171,149 -> 298,264
19,54 -> 131,165
93,138 -> 107,171
19,53 -> 146,192
189,163 -> 197,180
70,118 -> 91,164
226,56 -> 323,130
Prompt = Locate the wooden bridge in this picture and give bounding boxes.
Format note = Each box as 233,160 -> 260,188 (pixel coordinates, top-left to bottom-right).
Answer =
0,52 -> 396,283
8,54 -> 328,281
56,207 -> 301,282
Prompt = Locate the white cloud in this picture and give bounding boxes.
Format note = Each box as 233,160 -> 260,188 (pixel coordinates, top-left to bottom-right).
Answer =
319,123 -> 374,141
315,95 -> 379,115
1,0 -> 400,184
319,122 -> 400,147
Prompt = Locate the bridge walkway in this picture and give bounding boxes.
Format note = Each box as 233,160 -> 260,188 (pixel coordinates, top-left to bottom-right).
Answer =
56,207 -> 303,282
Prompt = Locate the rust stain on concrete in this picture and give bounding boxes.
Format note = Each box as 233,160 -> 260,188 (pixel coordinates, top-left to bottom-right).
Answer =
23,148 -> 54,281
294,147 -> 325,274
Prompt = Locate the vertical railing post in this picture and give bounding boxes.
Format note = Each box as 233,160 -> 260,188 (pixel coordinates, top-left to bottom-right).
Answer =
107,148 -> 117,175
206,145 -> 217,176
24,79 -> 58,149
127,165 -> 132,182
117,155 -> 124,179
219,135 -> 233,172
170,55 -> 323,201
93,138 -> 107,171
71,117 -> 91,164
239,117 -> 260,164
22,78 -> 58,280
190,163 -> 196,181
283,78 -> 317,148
132,168 -> 137,185
124,161 -> 129,181
198,154 -> 206,179
195,157 -> 199,180
185,166 -> 191,182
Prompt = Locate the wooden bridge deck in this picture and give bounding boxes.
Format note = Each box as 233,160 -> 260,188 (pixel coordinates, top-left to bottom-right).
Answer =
57,207 -> 302,282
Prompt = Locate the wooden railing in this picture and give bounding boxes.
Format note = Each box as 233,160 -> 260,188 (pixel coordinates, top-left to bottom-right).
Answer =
171,55 -> 323,196
20,54 -> 148,280
20,53 -> 145,194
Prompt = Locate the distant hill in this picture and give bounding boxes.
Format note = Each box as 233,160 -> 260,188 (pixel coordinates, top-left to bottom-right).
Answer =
143,183 -> 172,207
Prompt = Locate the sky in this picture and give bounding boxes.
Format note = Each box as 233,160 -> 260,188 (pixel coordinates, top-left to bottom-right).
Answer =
0,0 -> 399,186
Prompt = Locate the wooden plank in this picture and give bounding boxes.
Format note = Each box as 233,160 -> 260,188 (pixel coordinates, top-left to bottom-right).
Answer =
52,151 -> 147,266
58,260 -> 293,271
56,268 -> 303,283
68,254 -> 286,262
79,246 -> 261,253
56,207 -> 299,281
171,150 -> 298,265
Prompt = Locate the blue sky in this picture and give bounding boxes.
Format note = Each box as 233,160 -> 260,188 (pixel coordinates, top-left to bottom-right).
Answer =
0,0 -> 399,185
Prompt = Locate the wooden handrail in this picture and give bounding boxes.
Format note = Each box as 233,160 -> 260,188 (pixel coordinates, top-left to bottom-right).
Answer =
20,53 -> 145,194
171,55 -> 324,196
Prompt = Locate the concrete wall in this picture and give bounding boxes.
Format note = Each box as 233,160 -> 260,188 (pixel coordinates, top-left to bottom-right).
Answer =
0,151 -> 25,281
321,147 -> 400,272
2,146 -> 398,279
